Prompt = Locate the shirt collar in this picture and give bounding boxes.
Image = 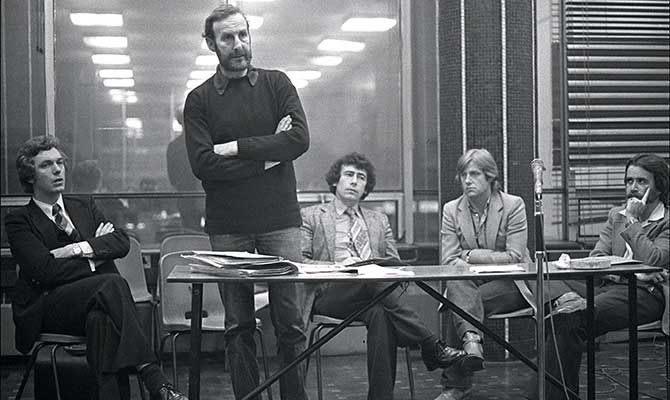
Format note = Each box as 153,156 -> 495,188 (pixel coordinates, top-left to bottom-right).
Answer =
33,194 -> 65,219
618,201 -> 666,223
334,197 -> 360,217
466,195 -> 491,216
213,65 -> 258,95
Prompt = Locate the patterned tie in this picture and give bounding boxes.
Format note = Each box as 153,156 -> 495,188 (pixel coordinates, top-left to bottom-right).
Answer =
346,207 -> 371,260
52,204 -> 80,241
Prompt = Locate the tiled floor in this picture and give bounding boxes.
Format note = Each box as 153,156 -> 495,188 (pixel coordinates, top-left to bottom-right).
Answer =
1,340 -> 667,400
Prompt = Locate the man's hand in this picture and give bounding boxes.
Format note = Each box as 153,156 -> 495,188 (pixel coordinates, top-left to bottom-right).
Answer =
341,257 -> 362,265
636,270 -> 668,284
50,244 -> 76,259
213,141 -> 238,157
275,115 -> 292,133
625,187 -> 649,223
95,222 -> 115,237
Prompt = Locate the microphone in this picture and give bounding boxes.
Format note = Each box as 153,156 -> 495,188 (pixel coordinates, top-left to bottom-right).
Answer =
531,159 -> 545,197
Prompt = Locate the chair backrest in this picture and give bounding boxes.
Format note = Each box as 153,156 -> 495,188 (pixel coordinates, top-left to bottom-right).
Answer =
158,252 -> 225,331
116,236 -> 153,303
159,234 -> 211,258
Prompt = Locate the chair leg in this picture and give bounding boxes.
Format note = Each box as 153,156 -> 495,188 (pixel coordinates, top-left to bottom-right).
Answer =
305,324 -> 319,377
255,327 -> 273,400
50,344 -> 64,400
171,332 -> 182,390
158,334 -> 170,369
136,373 -> 148,400
15,342 -> 49,400
405,347 -> 415,400
314,325 -> 331,400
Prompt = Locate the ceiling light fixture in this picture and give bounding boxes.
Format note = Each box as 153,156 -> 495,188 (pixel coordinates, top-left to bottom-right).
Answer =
311,56 -> 343,66
103,78 -> 134,87
291,79 -> 309,89
195,55 -> 219,66
83,36 -> 128,48
92,54 -> 130,65
285,71 -> 322,81
99,69 -> 133,78
190,70 -> 215,80
317,39 -> 365,52
186,79 -> 205,89
125,118 -> 143,129
341,18 -> 397,32
70,13 -> 123,27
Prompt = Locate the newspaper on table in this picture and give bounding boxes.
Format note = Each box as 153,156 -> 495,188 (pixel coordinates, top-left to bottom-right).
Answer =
182,251 -> 298,277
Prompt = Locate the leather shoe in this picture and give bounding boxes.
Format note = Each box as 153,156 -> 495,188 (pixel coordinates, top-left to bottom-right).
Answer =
152,384 -> 189,400
422,339 -> 467,371
459,332 -> 484,372
433,387 -> 473,400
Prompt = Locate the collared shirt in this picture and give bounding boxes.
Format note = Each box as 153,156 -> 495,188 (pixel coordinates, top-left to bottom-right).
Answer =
333,198 -> 368,263
466,196 -> 491,249
213,65 -> 259,96
33,195 -> 96,271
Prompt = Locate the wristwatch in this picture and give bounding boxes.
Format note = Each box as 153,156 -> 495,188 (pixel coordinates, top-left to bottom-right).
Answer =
72,243 -> 83,257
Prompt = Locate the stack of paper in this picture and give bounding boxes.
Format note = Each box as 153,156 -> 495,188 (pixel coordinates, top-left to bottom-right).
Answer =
182,251 -> 299,277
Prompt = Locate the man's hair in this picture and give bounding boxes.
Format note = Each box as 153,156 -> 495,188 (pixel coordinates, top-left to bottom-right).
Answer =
72,160 -> 102,192
625,153 -> 669,206
454,148 -> 501,192
325,152 -> 377,201
202,4 -> 248,40
16,135 -> 68,194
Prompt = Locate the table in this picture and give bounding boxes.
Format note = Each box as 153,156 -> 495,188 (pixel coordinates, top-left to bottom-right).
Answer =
167,262 -> 662,400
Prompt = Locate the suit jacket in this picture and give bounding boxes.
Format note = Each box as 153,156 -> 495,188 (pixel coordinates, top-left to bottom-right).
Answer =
440,191 -> 531,267
590,203 -> 669,334
300,201 -> 400,263
5,195 -> 130,353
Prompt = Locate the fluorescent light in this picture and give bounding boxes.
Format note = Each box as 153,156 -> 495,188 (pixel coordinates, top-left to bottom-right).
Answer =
70,13 -> 123,27
125,95 -> 138,103
83,36 -> 127,48
247,16 -> 264,30
341,18 -> 397,32
99,69 -> 133,78
125,118 -> 143,129
311,56 -> 343,66
103,78 -> 134,88
290,79 -> 308,89
285,70 -> 321,81
111,94 -> 125,103
190,70 -> 215,80
186,79 -> 205,89
317,39 -> 365,52
195,55 -> 218,66
92,54 -> 130,65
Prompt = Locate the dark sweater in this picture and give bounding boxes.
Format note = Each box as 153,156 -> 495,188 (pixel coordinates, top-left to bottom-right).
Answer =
184,67 -> 309,234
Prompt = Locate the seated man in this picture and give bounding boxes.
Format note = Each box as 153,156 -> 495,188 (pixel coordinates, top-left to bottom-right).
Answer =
5,136 -> 187,400
525,153 -> 668,400
437,148 -> 532,400
301,152 -> 468,400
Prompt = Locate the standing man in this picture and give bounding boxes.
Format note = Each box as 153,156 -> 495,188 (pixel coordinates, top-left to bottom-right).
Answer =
184,4 -> 310,400
437,148 -> 532,400
5,136 -> 187,400
524,153 -> 668,400
301,153 -> 469,400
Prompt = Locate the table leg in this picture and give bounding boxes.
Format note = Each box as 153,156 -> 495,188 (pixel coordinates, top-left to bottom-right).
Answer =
240,282 -> 403,400
628,275 -> 638,400
189,283 -> 203,400
414,281 -> 581,400
586,276 -> 594,400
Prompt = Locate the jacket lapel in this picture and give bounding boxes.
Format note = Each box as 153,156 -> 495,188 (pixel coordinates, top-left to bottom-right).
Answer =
486,192 -> 504,248
64,197 -> 91,239
457,197 -> 478,250
319,203 -> 337,261
26,200 -> 60,247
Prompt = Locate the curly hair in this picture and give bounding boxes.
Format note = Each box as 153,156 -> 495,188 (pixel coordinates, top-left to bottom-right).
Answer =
625,153 -> 669,206
16,135 -> 68,194
454,148 -> 501,192
202,4 -> 248,40
325,152 -> 376,200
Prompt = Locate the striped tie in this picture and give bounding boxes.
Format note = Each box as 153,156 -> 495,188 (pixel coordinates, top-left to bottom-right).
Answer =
52,204 -> 80,241
346,208 -> 371,260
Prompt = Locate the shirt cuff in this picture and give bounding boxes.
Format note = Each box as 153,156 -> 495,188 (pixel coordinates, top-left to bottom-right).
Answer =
79,241 -> 95,257
88,259 -> 96,272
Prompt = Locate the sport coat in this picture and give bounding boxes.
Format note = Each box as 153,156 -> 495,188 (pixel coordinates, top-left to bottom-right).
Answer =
5,195 -> 130,353
440,190 -> 531,267
590,203 -> 669,334
300,201 -> 400,263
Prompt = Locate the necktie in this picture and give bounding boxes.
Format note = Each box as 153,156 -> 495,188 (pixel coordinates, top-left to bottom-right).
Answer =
52,204 -> 80,241
346,208 -> 371,260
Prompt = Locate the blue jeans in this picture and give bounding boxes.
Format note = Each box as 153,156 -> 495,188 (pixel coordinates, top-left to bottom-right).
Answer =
210,227 -> 311,400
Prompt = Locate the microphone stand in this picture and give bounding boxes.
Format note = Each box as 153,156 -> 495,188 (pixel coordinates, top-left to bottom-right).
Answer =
534,188 -> 547,400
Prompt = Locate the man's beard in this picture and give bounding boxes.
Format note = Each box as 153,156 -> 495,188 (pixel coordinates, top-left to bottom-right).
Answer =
219,48 -> 252,72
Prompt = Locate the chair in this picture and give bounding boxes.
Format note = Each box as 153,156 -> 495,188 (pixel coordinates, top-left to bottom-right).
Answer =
158,252 -> 272,398
116,236 -> 158,350
159,233 -> 211,258
14,333 -> 146,400
307,314 -> 416,400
